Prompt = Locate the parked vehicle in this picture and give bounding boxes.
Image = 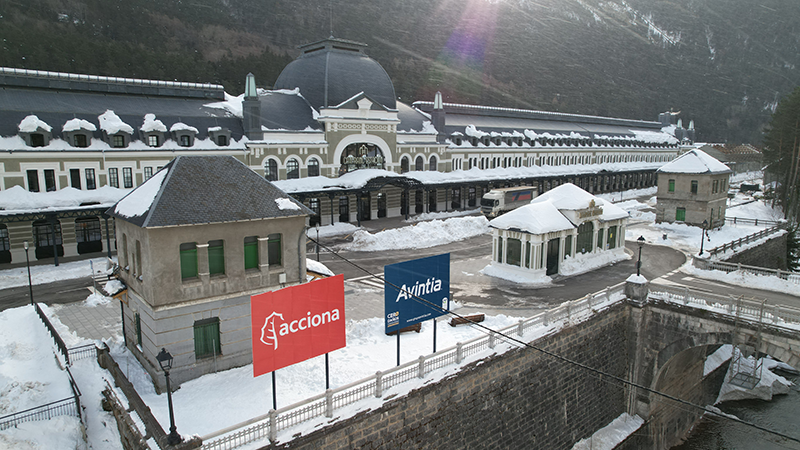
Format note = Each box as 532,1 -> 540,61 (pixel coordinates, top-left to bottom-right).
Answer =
480,186 -> 538,217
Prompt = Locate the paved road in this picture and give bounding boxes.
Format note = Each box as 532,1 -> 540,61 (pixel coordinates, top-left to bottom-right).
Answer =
318,233 -> 687,310
0,277 -> 94,312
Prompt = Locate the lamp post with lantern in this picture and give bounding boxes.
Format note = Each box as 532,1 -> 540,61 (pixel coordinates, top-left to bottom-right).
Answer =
156,348 -> 182,446
636,236 -> 645,277
699,219 -> 708,256
23,241 -> 33,305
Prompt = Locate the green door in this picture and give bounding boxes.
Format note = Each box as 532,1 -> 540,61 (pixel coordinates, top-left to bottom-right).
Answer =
676,207 -> 686,222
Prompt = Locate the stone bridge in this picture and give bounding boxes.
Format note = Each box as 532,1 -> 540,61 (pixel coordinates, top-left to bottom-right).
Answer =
623,284 -> 800,448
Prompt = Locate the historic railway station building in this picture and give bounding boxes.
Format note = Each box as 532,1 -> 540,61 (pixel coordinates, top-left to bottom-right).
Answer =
0,37 -> 693,265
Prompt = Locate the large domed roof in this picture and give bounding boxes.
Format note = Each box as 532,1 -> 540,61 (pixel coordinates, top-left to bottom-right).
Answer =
274,38 -> 397,111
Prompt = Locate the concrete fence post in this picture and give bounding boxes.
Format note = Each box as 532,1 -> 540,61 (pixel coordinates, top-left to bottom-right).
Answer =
488,333 -> 496,349
417,356 -> 426,378
456,342 -> 463,364
269,409 -> 277,443
683,287 -> 690,305
544,311 -> 550,326
325,389 -> 333,418
375,371 -> 383,398
518,319 -> 524,337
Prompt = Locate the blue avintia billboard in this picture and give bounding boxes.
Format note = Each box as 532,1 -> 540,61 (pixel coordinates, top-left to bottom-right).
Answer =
384,253 -> 450,333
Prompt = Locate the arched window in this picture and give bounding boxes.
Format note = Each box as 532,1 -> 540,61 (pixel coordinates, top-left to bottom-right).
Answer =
415,155 -> 424,171
286,159 -> 299,179
400,156 -> 409,174
429,155 -> 437,171
307,158 -> 320,177
265,159 -> 278,181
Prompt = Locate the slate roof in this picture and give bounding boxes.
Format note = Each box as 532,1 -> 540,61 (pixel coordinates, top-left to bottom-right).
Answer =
273,38 -> 397,111
0,84 -> 242,141
108,155 -> 311,228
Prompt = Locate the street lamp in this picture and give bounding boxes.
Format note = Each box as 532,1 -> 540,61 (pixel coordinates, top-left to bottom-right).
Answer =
156,348 -> 182,446
699,219 -> 708,256
315,223 -> 320,262
636,236 -> 645,276
23,241 -> 33,305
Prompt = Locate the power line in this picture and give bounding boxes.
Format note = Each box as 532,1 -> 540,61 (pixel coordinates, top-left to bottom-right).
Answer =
309,237 -> 800,445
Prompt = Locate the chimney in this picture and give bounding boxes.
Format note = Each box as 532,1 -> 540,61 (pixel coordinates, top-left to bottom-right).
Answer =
431,91 -> 446,143
242,73 -> 262,140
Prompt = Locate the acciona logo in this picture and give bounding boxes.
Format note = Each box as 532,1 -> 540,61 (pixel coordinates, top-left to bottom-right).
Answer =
260,309 -> 341,350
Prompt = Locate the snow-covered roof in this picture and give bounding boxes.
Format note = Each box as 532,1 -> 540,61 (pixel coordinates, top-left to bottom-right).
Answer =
63,118 -> 97,132
489,201 -> 575,234
490,183 -> 628,233
657,149 -> 731,174
19,115 -> 52,133
0,185 -> 126,215
141,114 -> 167,133
98,110 -> 134,135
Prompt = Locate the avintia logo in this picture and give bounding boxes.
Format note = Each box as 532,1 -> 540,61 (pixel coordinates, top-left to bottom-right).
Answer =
395,277 -> 443,302
260,309 -> 341,350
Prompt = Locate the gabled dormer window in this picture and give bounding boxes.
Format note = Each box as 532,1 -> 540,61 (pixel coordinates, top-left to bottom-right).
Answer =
208,127 -> 231,147
19,115 -> 52,147
112,135 -> 126,148
217,135 -> 228,146
147,135 -> 159,147
171,122 -> 198,147
74,134 -> 88,148
180,135 -> 190,146
31,134 -> 45,147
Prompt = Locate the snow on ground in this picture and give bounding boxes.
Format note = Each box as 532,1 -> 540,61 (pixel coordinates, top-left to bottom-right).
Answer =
716,349 -> 794,403
344,216 -> 489,251
571,413 -> 645,450
0,256 -> 113,289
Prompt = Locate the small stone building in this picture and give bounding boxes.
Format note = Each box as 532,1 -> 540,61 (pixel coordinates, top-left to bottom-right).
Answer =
107,155 -> 311,388
488,183 -> 629,278
656,149 -> 732,227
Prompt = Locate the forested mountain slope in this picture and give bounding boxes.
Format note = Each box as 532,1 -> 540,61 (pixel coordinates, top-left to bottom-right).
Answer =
1,0 -> 798,144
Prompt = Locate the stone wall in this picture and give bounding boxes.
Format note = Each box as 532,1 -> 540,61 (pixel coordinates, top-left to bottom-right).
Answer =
269,304 -> 631,450
721,232 -> 788,270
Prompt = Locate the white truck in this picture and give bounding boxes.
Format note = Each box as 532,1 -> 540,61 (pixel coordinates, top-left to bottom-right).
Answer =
480,186 -> 538,218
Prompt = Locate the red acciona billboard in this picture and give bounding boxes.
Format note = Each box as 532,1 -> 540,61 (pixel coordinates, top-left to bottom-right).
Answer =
250,274 -> 346,377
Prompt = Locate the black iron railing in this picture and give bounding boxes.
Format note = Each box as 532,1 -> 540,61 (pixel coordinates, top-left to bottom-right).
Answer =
0,398 -> 79,431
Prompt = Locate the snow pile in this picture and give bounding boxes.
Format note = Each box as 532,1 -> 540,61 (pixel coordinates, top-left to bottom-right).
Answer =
85,292 -> 112,307
404,209 -> 480,223
480,264 -> 553,286
141,114 -> 167,133
0,307 -> 73,415
344,216 -> 489,251
275,198 -> 300,211
62,118 -> 96,132
113,169 -> 168,218
704,344 -> 732,376
104,279 -> 126,296
306,259 -> 334,277
571,413 -> 644,450
716,350 -> 794,403
626,274 -> 648,284
559,249 -> 630,278
683,262 -> 798,296
18,115 -> 52,133
98,110 -> 134,135
0,416 -> 85,450
169,122 -> 199,133
306,222 -> 359,238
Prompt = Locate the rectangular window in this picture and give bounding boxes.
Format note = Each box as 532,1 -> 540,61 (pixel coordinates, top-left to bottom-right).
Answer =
44,169 -> 56,192
506,238 -> 522,266
123,167 -> 133,188
0,226 -> 9,252
144,167 -> 153,180
244,236 -> 259,270
27,170 -> 40,192
180,242 -> 198,279
75,218 -> 102,243
496,238 -> 503,262
668,179 -> 675,193
193,318 -> 221,359
112,135 -> 125,148
148,135 -> 159,147
565,235 -> 573,258
597,229 -> 604,250
525,241 -> 531,268
268,233 -> 282,266
70,169 -> 81,189
208,239 -> 225,275
180,135 -> 190,146
691,180 -> 698,194
108,168 -> 119,188
74,134 -> 88,148
85,169 -> 96,190
676,207 -> 686,222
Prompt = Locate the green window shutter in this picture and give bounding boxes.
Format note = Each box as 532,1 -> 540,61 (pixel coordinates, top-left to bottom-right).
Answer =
244,237 -> 258,270
208,240 -> 225,275
668,179 -> 675,193
134,313 -> 142,346
676,208 -> 686,221
597,229 -> 604,249
180,244 -> 198,279
194,318 -> 220,359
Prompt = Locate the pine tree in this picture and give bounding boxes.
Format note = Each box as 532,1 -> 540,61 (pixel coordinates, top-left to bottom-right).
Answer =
763,86 -> 800,221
